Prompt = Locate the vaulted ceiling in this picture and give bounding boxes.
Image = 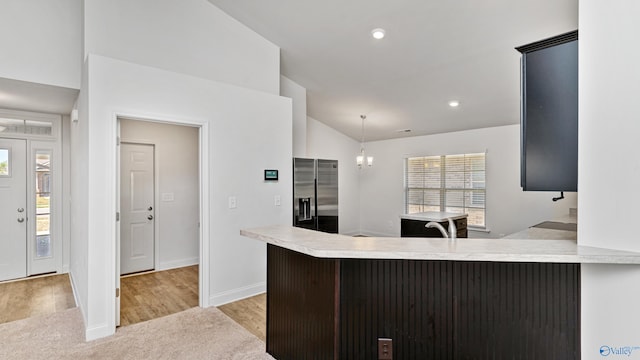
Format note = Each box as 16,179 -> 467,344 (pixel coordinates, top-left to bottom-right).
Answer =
208,0 -> 578,141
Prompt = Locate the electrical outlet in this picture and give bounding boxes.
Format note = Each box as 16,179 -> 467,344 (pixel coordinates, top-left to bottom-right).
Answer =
378,338 -> 392,360
228,196 -> 237,209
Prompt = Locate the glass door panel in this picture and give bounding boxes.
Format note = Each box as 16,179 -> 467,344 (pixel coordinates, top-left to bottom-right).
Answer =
35,151 -> 52,259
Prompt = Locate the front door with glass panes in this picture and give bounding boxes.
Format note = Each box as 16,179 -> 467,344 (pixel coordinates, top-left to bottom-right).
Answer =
0,138 -> 28,281
0,111 -> 61,281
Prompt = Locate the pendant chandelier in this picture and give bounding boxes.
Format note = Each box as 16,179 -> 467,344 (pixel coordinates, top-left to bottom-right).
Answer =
356,115 -> 373,168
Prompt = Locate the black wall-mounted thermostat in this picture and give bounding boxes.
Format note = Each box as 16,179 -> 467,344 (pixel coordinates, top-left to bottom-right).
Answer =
264,169 -> 279,181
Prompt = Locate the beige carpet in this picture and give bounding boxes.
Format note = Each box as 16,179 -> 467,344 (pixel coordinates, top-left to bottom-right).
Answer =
0,306 -> 275,360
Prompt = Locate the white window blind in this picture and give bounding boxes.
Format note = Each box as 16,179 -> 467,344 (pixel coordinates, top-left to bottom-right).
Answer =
405,153 -> 486,227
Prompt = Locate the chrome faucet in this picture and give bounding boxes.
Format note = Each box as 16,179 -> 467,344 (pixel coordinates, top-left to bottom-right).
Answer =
425,218 -> 457,240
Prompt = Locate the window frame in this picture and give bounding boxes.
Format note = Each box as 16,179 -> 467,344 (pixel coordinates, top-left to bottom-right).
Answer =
404,152 -> 486,229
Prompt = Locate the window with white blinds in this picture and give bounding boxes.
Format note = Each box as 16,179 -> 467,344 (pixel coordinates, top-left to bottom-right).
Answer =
405,153 -> 486,228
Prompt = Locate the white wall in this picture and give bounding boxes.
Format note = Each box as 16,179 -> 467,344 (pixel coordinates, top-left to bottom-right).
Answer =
84,0 -> 279,95
76,54 -> 291,340
0,1 -> 80,278
359,125 -> 577,237
281,76 -> 307,158
69,63 -> 89,322
120,119 -> 199,270
62,116 -> 71,273
71,0 -> 290,340
0,0 -> 81,89
306,117 -> 361,235
578,0 -> 640,252
578,1 -> 640,358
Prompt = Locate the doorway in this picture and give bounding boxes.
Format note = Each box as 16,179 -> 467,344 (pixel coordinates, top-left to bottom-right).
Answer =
0,111 -> 62,283
116,118 -> 201,326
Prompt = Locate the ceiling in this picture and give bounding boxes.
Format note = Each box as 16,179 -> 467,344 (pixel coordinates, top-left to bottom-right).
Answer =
208,0 -> 578,141
0,77 -> 78,116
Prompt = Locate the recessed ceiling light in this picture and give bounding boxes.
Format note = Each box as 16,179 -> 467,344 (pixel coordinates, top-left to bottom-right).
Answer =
371,28 -> 386,40
448,100 -> 460,108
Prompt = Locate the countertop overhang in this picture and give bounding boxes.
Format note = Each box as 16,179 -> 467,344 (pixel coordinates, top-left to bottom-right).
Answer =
240,225 -> 640,264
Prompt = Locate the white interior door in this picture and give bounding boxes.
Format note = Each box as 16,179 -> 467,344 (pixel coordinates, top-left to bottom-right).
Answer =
120,143 -> 155,275
0,139 -> 27,281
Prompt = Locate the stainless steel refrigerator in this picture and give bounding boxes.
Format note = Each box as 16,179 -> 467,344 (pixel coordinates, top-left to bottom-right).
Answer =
293,158 -> 338,233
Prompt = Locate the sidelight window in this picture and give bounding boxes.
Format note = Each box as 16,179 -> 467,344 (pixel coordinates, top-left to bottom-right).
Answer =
405,153 -> 486,228
35,151 -> 52,258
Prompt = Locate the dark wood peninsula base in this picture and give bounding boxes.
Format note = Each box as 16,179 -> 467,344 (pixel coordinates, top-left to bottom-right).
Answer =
267,244 -> 580,359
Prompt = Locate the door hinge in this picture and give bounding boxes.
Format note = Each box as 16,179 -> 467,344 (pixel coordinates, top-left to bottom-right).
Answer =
116,288 -> 120,297
116,212 -> 120,221
117,136 -> 121,145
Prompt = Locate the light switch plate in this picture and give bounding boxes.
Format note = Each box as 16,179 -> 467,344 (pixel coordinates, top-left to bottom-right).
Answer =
228,196 -> 237,209
274,195 -> 281,206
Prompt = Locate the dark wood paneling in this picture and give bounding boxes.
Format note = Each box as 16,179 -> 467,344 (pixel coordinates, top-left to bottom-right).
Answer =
339,260 -> 580,359
266,246 -> 580,359
340,259 -> 456,359
453,262 -> 580,359
267,244 -> 339,359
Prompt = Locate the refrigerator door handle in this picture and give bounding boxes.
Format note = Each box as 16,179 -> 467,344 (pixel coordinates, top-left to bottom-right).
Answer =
314,177 -> 318,229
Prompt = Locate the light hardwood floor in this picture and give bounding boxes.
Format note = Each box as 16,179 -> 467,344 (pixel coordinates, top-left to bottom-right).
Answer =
0,266 -> 267,343
218,293 -> 266,342
120,265 -> 199,326
0,273 -> 76,324
120,266 -> 267,340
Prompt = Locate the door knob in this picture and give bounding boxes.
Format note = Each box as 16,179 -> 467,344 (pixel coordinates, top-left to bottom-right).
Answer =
148,206 -> 153,211
17,218 -> 25,223
147,215 -> 154,220
17,208 -> 24,213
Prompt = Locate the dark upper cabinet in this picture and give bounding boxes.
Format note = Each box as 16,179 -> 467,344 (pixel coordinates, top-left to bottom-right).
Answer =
516,31 -> 578,192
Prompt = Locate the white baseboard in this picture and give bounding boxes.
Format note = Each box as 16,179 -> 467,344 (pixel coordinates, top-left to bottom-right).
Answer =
69,271 -> 112,341
157,257 -> 199,271
68,270 -> 115,341
85,322 -> 114,341
68,271 -> 84,308
209,282 -> 266,307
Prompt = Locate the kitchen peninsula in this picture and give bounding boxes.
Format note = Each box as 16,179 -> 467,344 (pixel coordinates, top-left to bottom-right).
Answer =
241,226 -> 640,359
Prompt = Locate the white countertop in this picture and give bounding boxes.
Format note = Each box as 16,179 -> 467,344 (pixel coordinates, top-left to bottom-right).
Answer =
240,225 -> 640,264
502,227 -> 577,240
400,211 -> 468,222
502,214 -> 578,240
